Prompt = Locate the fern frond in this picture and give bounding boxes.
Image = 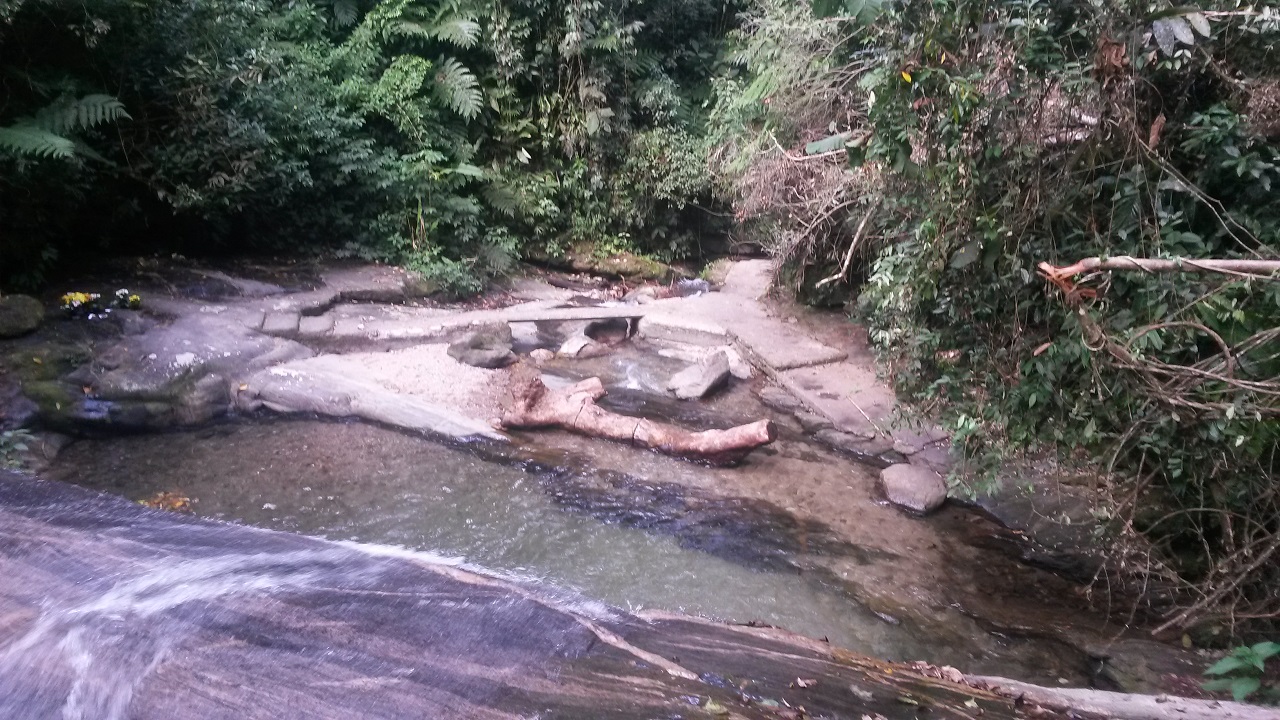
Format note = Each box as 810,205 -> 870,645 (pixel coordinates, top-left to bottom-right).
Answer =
430,17 -> 480,48
332,0 -> 359,26
0,125 -> 76,159
433,57 -> 482,120
33,94 -> 130,135
483,183 -> 520,217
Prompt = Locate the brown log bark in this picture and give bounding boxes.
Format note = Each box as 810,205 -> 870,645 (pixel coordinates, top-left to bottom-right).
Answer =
1038,256 -> 1280,279
499,374 -> 776,465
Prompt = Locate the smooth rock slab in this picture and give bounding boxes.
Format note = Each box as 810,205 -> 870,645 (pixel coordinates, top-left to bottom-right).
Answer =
880,463 -> 948,515
0,471 -> 1151,720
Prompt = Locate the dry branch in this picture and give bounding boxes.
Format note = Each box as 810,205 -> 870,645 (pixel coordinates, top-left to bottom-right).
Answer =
499,374 -> 776,465
1039,256 -> 1280,279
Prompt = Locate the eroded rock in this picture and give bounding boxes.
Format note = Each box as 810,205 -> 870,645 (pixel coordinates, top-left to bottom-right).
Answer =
0,295 -> 44,338
879,463 -> 947,515
448,324 -> 515,368
757,386 -> 805,414
667,350 -> 731,400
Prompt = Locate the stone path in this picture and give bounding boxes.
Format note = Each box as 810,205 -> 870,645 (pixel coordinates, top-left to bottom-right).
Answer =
637,260 -> 952,483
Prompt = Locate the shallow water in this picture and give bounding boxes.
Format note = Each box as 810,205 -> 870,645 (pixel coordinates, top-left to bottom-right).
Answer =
46,416 -> 1094,683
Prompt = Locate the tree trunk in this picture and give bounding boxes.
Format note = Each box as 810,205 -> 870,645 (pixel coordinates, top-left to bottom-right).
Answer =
499,374 -> 776,465
1039,256 -> 1280,278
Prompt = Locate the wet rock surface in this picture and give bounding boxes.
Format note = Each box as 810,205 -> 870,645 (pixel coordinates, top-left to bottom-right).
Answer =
667,349 -> 731,400
879,463 -> 948,515
0,470 -> 1101,720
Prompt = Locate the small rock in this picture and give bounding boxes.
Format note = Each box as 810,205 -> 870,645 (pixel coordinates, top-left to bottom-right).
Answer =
675,278 -> 711,297
447,324 -> 515,368
795,411 -> 833,433
558,333 -> 608,358
879,463 -> 947,515
667,350 -> 731,400
0,295 -> 44,338
529,348 -> 555,363
720,346 -> 754,380
757,387 -> 804,413
622,286 -> 660,305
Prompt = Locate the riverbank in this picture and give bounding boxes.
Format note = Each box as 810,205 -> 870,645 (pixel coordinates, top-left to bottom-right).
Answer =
0,256 -> 1226,706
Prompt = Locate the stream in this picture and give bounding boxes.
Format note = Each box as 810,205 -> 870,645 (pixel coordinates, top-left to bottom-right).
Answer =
44,407 -> 1099,688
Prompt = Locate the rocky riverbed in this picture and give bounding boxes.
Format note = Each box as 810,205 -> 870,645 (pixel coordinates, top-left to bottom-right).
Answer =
0,256 -> 1240,716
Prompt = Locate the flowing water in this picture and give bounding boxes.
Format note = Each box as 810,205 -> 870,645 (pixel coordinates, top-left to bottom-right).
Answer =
42,412 -> 1098,686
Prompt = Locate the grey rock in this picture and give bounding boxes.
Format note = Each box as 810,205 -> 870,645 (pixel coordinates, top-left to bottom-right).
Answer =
667,350 -> 731,400
757,387 -> 804,413
554,318 -> 630,359
795,411 -> 834,433
262,312 -> 301,336
298,314 -> 335,337
448,324 -> 515,368
814,429 -> 899,468
879,463 -> 947,515
675,278 -> 711,297
0,295 -> 44,338
529,348 -> 555,363
237,365 -> 501,439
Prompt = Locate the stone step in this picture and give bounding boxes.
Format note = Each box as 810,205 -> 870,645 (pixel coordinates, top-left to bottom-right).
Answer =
297,314 -> 335,338
261,311 -> 301,336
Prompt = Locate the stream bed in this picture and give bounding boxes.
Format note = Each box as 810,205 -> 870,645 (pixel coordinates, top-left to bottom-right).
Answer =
45,414 -> 1105,687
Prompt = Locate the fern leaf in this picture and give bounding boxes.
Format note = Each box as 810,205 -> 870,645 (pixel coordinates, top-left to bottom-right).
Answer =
0,125 -> 76,159
333,0 -> 359,26
483,183 -> 520,217
431,17 -> 480,48
391,20 -> 434,40
33,94 -> 130,135
433,57 -> 482,120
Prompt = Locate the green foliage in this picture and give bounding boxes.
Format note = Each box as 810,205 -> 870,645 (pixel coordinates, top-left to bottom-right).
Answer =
1203,642 -> 1280,703
1,0 -> 737,292
698,0 -> 1280,626
0,94 -> 130,160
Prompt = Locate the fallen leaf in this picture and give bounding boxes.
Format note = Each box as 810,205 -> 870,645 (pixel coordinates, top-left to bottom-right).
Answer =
32,357 -> 43,365
702,698 -> 729,716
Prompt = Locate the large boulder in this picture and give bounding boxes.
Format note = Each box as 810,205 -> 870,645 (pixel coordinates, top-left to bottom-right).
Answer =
667,349 -> 731,400
0,295 -> 44,338
879,463 -> 948,515
448,324 -> 515,368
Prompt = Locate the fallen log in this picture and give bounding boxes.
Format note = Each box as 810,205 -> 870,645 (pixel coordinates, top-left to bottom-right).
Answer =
499,372 -> 775,465
1038,256 -> 1280,279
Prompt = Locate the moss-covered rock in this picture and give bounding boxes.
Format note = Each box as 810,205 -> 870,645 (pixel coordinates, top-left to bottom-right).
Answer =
0,295 -> 44,338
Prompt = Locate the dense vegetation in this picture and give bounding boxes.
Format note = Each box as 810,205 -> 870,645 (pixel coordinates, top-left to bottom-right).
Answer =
4,0 -> 1279,640
711,0 -> 1279,636
1,0 -> 736,291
